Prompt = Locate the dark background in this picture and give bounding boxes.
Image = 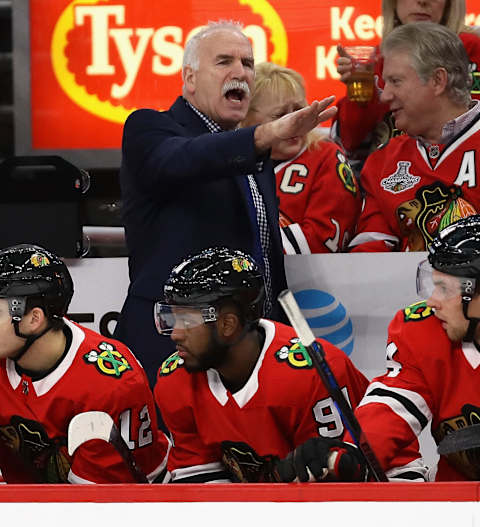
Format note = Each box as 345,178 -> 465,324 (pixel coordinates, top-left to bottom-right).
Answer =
0,1 -> 125,256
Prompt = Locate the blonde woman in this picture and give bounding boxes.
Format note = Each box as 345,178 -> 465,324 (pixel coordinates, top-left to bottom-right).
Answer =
332,0 -> 480,164
242,62 -> 361,254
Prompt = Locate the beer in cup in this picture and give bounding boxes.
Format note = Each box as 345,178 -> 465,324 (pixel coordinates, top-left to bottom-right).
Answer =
344,46 -> 376,104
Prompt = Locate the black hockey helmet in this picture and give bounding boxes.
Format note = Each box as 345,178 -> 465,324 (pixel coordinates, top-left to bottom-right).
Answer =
0,244 -> 73,321
420,215 -> 480,342
428,215 -> 480,278
159,247 -> 265,330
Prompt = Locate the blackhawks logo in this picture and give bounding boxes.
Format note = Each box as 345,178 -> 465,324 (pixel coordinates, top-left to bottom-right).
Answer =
30,252 -> 50,267
159,352 -> 184,376
403,301 -> 433,322
232,257 -> 254,273
275,337 -> 312,369
84,342 -> 132,377
336,150 -> 358,196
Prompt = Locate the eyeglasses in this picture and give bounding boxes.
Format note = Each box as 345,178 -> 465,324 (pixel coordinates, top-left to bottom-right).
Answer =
153,303 -> 217,335
416,259 -> 474,300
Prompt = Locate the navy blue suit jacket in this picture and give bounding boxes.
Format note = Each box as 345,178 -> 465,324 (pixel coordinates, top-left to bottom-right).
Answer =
115,96 -> 287,385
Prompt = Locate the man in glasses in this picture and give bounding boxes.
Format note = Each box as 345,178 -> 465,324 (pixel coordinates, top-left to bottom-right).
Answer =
152,246 -> 368,483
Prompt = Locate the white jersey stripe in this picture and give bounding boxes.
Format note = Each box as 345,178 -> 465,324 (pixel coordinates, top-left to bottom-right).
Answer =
349,231 -> 399,248
280,228 -> 297,255
359,381 -> 432,436
171,461 -> 229,482
386,458 -> 429,481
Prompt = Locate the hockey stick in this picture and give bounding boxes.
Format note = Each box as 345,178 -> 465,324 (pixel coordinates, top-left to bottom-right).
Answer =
68,411 -> 149,483
278,289 -> 388,482
437,424 -> 480,455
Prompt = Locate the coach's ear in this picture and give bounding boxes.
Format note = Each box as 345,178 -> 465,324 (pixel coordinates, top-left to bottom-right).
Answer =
183,65 -> 197,95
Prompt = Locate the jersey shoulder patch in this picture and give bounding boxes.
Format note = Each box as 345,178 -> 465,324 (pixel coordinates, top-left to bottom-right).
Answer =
158,351 -> 185,377
274,337 -> 313,369
83,341 -> 133,378
402,300 -> 434,322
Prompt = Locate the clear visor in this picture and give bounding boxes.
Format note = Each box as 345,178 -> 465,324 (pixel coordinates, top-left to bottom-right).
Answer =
153,303 -> 217,335
416,259 -> 475,300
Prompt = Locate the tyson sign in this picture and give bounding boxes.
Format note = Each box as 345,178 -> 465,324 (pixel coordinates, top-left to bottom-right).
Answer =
15,0 -> 480,167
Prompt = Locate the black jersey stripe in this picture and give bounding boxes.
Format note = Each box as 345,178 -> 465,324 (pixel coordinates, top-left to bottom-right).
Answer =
389,470 -> 427,481
282,225 -> 302,254
367,387 -> 429,429
172,470 -> 230,483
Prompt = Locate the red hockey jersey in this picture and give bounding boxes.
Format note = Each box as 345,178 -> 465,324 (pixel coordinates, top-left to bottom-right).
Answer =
154,319 -> 368,482
0,319 -> 170,483
333,32 -> 480,156
354,301 -> 480,481
349,112 -> 480,252
275,141 -> 361,254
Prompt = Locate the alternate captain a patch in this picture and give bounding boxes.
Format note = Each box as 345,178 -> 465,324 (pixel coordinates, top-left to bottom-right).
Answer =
83,342 -> 132,378
159,352 -> 184,377
275,337 -> 312,369
403,301 -> 433,322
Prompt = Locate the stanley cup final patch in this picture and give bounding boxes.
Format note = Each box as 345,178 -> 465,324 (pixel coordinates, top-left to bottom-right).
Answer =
381,161 -> 420,194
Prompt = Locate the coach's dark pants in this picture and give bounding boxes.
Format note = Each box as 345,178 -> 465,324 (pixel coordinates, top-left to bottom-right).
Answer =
114,294 -> 176,390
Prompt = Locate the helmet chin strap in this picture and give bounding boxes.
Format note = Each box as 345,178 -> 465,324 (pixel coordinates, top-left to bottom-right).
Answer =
11,318 -> 53,362
462,297 -> 480,343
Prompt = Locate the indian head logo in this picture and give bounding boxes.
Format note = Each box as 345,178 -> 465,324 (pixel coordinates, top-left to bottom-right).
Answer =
51,0 -> 288,124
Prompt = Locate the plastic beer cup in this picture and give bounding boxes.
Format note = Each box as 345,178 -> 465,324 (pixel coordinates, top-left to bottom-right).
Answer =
344,46 -> 376,104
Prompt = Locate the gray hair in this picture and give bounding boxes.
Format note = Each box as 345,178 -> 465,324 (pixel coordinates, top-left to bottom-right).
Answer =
381,22 -> 472,107
182,20 -> 249,78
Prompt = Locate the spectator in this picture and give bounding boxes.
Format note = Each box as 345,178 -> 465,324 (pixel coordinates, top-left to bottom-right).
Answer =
0,244 -> 170,483
348,22 -> 480,252
332,0 -> 480,171
242,62 -> 361,254
114,20 -> 337,386
153,246 -> 368,483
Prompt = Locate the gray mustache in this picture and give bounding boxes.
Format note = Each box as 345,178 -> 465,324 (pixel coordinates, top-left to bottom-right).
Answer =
222,80 -> 250,97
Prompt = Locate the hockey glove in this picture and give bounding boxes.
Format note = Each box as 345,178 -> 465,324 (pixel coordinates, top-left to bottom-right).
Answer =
275,437 -> 367,482
221,440 -> 281,482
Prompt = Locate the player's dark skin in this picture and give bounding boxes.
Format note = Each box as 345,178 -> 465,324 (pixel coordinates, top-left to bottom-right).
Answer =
171,303 -> 264,393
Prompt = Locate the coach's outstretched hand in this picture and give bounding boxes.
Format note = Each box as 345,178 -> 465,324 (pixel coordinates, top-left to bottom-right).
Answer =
254,96 -> 337,154
275,437 -> 367,482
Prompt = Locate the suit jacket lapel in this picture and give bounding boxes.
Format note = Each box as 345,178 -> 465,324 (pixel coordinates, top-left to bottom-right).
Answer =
170,96 -> 209,136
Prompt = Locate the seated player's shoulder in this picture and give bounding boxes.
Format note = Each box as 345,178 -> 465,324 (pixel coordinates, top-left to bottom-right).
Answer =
271,322 -> 346,374
389,300 -> 448,350
154,351 -> 193,406
154,351 -> 196,424
156,351 -> 187,381
273,333 -> 317,372
74,322 -> 145,385
393,300 -> 438,328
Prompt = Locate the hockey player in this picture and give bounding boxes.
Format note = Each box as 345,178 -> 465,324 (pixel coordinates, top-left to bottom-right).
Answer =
348,22 -> 480,252
242,62 -> 361,254
289,215 -> 480,481
0,244 -> 170,483
153,246 -> 369,483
